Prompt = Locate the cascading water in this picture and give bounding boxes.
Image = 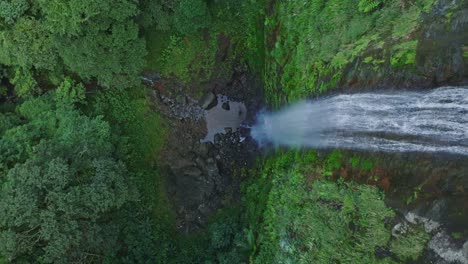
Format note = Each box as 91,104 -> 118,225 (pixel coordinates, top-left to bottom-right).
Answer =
251,86 -> 468,155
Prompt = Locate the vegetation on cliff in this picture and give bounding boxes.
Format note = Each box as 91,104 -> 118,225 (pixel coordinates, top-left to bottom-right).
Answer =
0,0 -> 466,263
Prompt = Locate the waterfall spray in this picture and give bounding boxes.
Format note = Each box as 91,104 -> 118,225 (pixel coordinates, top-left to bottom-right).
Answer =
251,87 -> 468,155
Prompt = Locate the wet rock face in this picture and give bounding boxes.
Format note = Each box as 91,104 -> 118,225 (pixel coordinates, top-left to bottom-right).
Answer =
340,0 -> 468,92
417,4 -> 468,84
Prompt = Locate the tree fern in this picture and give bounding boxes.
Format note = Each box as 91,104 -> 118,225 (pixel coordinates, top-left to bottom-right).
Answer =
358,0 -> 386,13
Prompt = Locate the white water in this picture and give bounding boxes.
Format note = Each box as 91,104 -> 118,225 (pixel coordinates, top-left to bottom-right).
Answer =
251,87 -> 468,155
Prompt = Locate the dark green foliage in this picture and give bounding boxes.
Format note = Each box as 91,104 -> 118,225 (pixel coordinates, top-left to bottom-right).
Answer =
37,0 -> 139,36
0,0 -> 146,93
0,81 -> 136,263
0,80 -> 173,263
206,209 -> 252,264
0,0 -> 29,24
144,0 -> 263,84
89,87 -> 174,263
173,0 -> 211,35
90,88 -> 167,167
0,17 -> 59,71
137,0 -> 175,30
58,22 -> 146,88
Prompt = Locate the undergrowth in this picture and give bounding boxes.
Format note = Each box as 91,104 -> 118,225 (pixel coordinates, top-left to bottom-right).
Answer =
144,0 -> 264,86
244,151 -> 396,263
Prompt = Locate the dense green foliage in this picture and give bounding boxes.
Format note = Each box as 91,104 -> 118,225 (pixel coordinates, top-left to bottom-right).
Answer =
0,0 -> 145,93
144,0 -> 264,85
244,151 -> 394,263
0,81 -> 130,262
0,0 -> 446,262
264,0 -> 437,103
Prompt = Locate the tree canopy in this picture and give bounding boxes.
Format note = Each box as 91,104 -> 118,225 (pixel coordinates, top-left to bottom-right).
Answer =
0,80 -> 135,263
0,0 -> 146,93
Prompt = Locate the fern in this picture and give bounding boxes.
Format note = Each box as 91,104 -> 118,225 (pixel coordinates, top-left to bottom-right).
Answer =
358,0 -> 385,13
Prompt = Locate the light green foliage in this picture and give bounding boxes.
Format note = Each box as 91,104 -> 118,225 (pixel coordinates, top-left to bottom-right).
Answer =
350,156 -> 361,167
54,78 -> 85,106
248,151 -> 395,264
391,40 -> 418,68
361,158 -> 375,171
391,5 -> 421,39
358,0 -> 387,13
324,150 -> 343,172
10,67 -> 38,97
390,225 -> 430,261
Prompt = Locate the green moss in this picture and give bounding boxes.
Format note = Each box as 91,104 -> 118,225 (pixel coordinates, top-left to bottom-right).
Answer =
390,225 -> 430,261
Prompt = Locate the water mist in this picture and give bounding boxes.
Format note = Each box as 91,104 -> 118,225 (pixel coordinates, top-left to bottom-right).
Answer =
251,87 -> 468,155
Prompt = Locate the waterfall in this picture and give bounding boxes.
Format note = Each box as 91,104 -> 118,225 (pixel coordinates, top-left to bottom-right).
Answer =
251,87 -> 468,155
